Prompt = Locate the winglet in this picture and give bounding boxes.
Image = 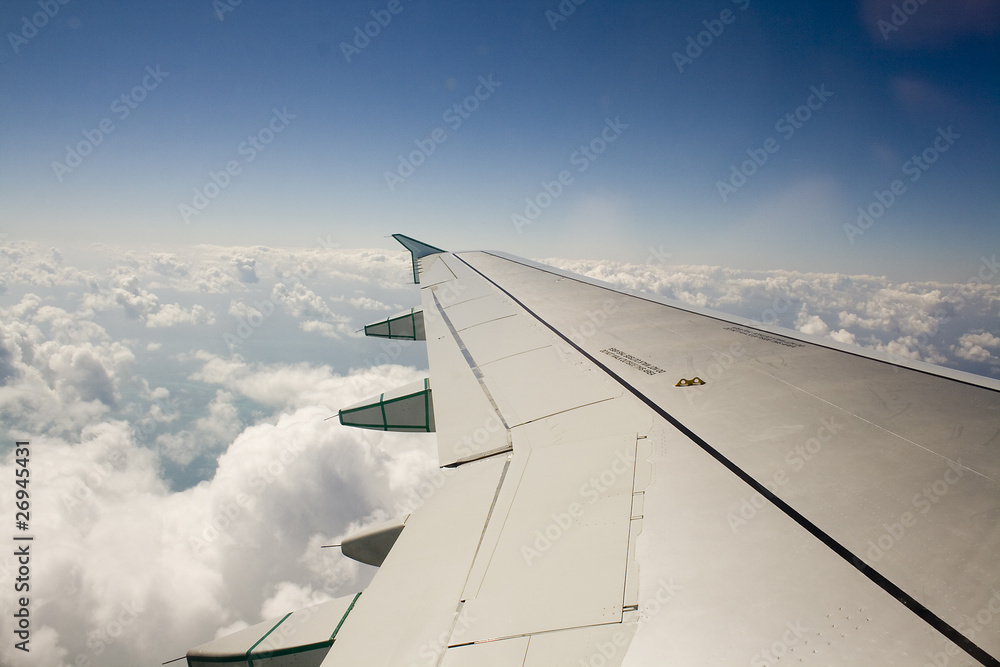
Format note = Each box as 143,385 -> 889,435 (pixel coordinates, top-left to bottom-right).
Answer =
393,234 -> 445,284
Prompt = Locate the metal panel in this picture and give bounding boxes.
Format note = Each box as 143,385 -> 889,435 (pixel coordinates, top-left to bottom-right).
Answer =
620,421 -> 965,665
458,313 -> 553,366
438,276 -> 499,307
322,457 -> 508,665
418,253 -> 457,286
188,594 -> 359,667
455,433 -> 638,641
443,294 -> 518,331
423,283 -> 509,467
439,636 -> 529,667
479,345 -> 616,427
522,623 -> 638,667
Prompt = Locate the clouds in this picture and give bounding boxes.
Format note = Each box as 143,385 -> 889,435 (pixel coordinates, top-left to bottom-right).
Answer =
543,257 -> 1000,378
0,351 -> 437,666
155,390 -> 241,466
0,240 -> 435,664
0,297 -> 133,436
953,331 -> 1000,364
271,281 -> 354,339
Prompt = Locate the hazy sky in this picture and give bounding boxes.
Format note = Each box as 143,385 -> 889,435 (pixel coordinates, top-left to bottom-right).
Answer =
2,0 -> 998,280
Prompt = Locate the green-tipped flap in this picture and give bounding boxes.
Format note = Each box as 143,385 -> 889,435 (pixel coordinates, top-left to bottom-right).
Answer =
186,593 -> 361,666
338,378 -> 435,432
364,308 -> 425,341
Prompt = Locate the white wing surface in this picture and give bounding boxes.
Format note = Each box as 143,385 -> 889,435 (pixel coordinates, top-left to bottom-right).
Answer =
187,237 -> 1000,667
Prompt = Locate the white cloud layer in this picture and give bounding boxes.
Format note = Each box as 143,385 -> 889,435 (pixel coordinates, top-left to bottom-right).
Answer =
543,256 -> 1000,376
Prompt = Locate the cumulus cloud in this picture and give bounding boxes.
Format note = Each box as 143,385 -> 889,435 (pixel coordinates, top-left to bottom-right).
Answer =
795,308 -> 830,336
146,303 -> 215,328
232,255 -> 259,284
271,282 -> 355,339
543,257 -> 1000,377
336,295 -> 397,311
228,300 -> 263,322
156,390 -> 242,466
0,242 -> 96,288
0,297 -> 135,435
0,327 -> 19,385
953,331 -> 1000,363
0,361 -> 437,665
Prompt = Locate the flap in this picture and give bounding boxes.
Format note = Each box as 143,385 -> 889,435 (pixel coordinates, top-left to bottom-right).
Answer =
338,379 -> 435,433
186,593 -> 360,666
364,308 -> 425,341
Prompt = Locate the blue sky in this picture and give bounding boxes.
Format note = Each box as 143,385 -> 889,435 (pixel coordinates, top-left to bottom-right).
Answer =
1,0 -> 998,280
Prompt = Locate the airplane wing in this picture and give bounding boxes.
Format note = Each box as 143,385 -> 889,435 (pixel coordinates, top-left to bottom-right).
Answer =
186,236 -> 1000,666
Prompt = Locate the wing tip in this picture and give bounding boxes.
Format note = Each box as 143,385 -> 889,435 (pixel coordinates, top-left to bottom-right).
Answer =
392,234 -> 446,284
